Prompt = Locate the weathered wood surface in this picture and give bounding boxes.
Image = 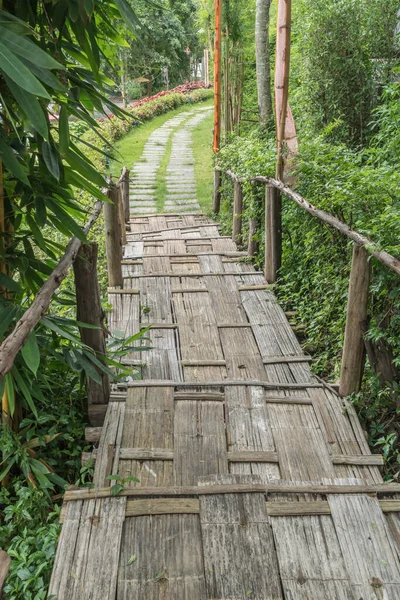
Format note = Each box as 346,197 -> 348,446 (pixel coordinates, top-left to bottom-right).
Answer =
51,212 -> 400,599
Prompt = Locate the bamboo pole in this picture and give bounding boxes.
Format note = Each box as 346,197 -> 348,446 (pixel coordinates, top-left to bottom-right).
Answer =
339,245 -> 370,397
213,0 -> 222,153
104,185 -> 123,288
275,0 -> 292,180
73,243 -> 110,409
0,199 -> 104,382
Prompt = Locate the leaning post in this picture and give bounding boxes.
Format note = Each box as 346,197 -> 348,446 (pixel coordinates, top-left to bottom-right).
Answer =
104,183 -> 123,288
213,168 -> 222,213
232,179 -> 243,246
121,167 -> 130,223
264,184 -> 282,283
117,184 -> 127,246
339,244 -> 370,397
73,242 -> 110,409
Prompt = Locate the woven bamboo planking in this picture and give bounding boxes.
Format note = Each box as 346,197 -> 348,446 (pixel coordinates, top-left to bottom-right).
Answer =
50,211 -> 400,600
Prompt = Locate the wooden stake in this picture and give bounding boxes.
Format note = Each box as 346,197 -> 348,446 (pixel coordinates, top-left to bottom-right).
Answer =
104,185 -> 123,288
248,218 -> 258,256
339,244 -> 370,397
118,186 -> 127,246
232,179 -> 243,245
213,0 -> 222,153
213,169 -> 222,213
73,243 -> 110,409
121,168 -> 130,223
264,184 -> 282,283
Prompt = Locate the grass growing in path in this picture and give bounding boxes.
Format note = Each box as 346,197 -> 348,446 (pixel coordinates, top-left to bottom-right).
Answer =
110,98 -> 214,177
192,108 -> 214,212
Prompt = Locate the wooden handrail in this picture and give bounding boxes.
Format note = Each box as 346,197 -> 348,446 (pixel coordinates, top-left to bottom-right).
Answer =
218,167 -> 400,277
0,199 -> 104,381
216,166 -> 399,398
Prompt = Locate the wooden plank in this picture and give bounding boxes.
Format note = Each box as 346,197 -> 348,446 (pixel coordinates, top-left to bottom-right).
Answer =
267,500 -> 331,516
93,402 -> 125,488
332,454 -> 384,467
199,474 -> 283,599
266,402 -> 335,481
173,400 -> 229,485
267,499 -> 400,516
173,290 -> 223,362
271,500 -> 355,599
220,327 -> 270,380
174,391 -> 225,401
118,514 -> 206,598
119,448 -> 174,461
63,482 -> 400,502
122,252 -> 247,261
125,498 -> 200,517
85,426 -> 102,442
226,387 -> 280,483
107,288 -> 139,294
238,284 -> 271,291
205,273 -> 248,324
49,497 -> 126,600
329,487 -> 400,599
263,355 -> 313,364
118,387 -> 174,489
181,359 -> 226,367
124,380 -> 323,388
264,395 -> 313,404
171,287 -> 209,293
228,451 -> 279,463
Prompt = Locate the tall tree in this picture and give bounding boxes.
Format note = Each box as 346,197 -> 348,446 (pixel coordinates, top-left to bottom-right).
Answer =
255,0 -> 272,125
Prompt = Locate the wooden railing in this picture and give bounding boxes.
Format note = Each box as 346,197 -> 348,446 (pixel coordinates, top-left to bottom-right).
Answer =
0,167 -> 130,419
213,167 -> 400,398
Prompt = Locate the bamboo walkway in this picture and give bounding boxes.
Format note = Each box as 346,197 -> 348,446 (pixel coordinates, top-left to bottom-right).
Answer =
49,212 -> 400,599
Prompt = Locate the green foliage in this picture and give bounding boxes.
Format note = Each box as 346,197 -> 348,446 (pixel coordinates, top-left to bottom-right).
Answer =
292,0 -> 400,144
1,483 -> 61,600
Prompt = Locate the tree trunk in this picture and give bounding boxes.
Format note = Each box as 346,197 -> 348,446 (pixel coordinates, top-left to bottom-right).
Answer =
73,243 -> 110,408
255,0 -> 272,125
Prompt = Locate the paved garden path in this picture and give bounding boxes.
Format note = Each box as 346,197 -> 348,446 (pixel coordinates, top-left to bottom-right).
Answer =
130,106 -> 213,214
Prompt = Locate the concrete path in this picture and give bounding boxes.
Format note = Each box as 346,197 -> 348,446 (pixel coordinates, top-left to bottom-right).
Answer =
130,106 -> 213,214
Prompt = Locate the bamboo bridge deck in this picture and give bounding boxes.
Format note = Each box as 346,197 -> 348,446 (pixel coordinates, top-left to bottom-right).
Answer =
49,212 -> 400,599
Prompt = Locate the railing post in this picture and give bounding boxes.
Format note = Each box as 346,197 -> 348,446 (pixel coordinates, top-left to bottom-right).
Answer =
232,179 -> 243,246
121,167 -> 130,224
213,168 -> 222,213
73,242 -> 110,411
104,183 -> 123,288
248,218 -> 258,257
339,244 -> 370,397
264,184 -> 282,283
117,185 -> 127,246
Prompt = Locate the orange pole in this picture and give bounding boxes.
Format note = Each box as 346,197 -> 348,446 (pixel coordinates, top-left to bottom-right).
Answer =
213,0 -> 222,153
275,0 -> 292,179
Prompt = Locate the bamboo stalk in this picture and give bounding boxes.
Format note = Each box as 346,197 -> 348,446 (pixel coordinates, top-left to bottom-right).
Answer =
0,200 -> 104,382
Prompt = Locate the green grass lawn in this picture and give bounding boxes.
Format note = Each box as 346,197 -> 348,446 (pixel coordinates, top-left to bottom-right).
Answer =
192,108 -> 214,212
110,99 -> 213,177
